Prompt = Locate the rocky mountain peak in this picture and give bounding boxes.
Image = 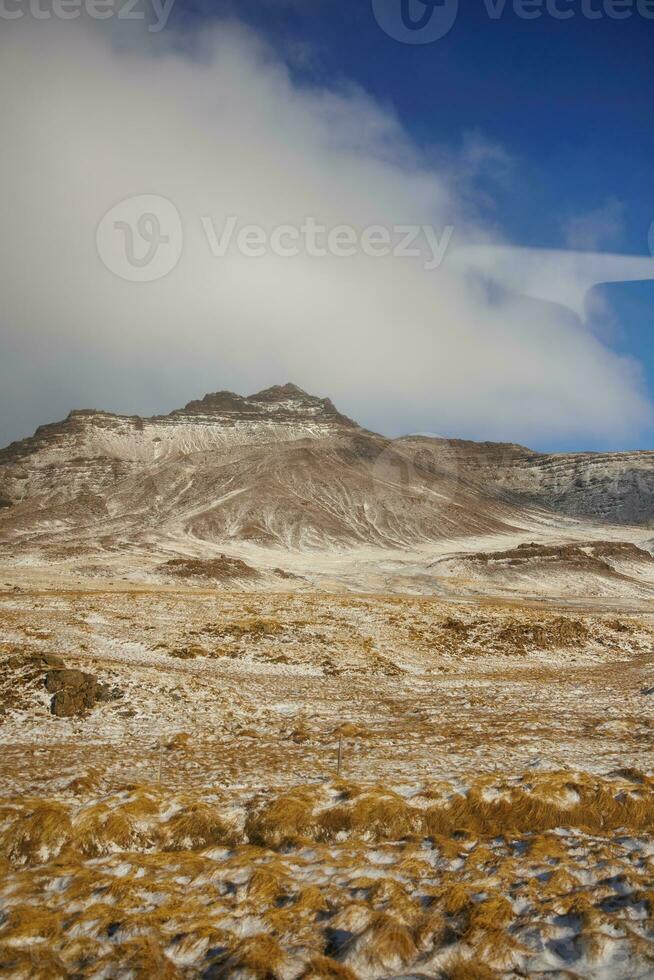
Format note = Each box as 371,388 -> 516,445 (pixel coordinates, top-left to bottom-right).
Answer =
174,383 -> 357,427
248,383 -> 310,402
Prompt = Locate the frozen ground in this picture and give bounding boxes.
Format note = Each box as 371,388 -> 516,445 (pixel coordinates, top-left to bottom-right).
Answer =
1,572 -> 654,977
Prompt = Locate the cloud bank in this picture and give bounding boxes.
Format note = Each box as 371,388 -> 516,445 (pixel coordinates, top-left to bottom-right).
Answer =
0,17 -> 650,447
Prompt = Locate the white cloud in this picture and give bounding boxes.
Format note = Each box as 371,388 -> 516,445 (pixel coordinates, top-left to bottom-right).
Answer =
452,245 -> 654,321
0,18 -> 650,447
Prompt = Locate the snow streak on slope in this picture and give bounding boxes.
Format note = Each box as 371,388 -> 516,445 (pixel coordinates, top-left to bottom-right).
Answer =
0,384 -> 653,600
0,385 -> 519,557
398,436 -> 654,526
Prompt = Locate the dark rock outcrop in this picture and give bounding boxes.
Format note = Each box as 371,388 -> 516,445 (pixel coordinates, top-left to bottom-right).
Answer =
46,669 -> 98,717
45,668 -> 121,718
176,382 -> 358,427
160,555 -> 259,582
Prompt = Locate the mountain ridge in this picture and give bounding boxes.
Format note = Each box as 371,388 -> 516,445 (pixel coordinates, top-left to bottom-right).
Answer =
0,385 -> 652,575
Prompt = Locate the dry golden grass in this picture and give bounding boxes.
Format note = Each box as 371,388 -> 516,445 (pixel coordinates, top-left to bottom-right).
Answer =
423,777 -> 654,839
0,770 -> 653,977
300,954 -> 359,979
73,802 -> 144,855
291,720 -> 312,743
4,772 -> 654,864
330,780 -> 362,801
464,843 -> 497,869
468,927 -> 525,970
328,902 -> 372,938
163,801 -> 237,850
95,937 -> 183,978
0,944 -> 68,979
215,934 -> 287,978
319,788 -> 421,843
467,892 -> 514,931
167,923 -> 232,965
67,900 -> 124,938
166,732 -> 192,751
541,866 -> 580,897
62,769 -> 101,796
346,911 -> 417,971
1,801 -> 72,865
0,905 -> 62,944
2,584 -> 654,980
246,788 -> 318,848
211,616 -> 285,641
295,884 -> 331,916
444,955 -> 500,979
431,880 -> 471,916
526,831 -> 569,863
247,866 -> 291,906
414,908 -> 448,951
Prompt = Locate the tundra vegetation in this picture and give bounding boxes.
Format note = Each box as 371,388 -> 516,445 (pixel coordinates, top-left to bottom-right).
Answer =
0,584 -> 653,976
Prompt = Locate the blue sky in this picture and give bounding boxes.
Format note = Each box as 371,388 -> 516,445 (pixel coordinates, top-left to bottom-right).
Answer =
176,0 -> 653,257
173,0 -> 654,450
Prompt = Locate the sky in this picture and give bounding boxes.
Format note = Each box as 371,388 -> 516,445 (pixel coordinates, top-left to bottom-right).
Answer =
0,0 -> 653,451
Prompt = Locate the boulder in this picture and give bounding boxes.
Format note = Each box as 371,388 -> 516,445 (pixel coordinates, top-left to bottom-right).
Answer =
51,686 -> 97,718
45,669 -> 97,695
45,668 -> 111,718
6,652 -> 64,672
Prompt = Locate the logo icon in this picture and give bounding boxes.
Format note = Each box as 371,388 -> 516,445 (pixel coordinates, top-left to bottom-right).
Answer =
369,433 -> 458,530
372,0 -> 459,43
96,194 -> 183,282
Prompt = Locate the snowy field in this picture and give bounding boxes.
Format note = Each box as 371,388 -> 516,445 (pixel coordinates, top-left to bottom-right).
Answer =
1,575 -> 654,977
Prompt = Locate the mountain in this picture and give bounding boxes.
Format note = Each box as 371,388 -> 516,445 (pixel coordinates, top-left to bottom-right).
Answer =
0,384 -> 517,557
0,384 -> 652,597
398,436 -> 654,526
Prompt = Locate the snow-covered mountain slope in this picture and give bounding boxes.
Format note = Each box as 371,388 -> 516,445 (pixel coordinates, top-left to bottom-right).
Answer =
432,540 -> 654,600
398,436 -> 654,526
0,385 -> 652,582
0,385 -> 521,557
0,384 -> 356,504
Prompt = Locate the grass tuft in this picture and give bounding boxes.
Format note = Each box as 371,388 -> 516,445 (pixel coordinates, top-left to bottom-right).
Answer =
164,802 -> 238,850
300,954 -> 359,979
1,801 -> 72,865
345,911 -> 417,973
246,788 -> 318,848
444,955 -> 500,979
216,934 -> 286,978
